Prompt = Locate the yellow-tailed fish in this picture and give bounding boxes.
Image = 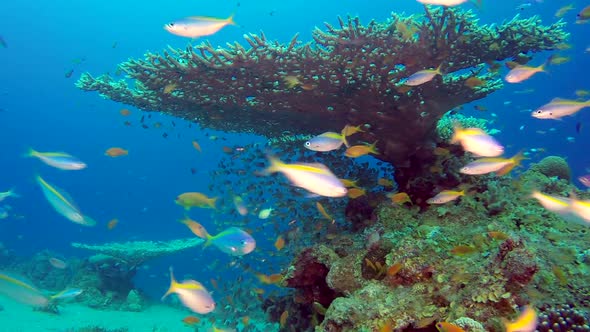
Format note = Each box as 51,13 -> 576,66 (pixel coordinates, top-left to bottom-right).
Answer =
451,126 -> 504,157
0,272 -> 49,307
26,148 -> 86,170
305,132 -> 348,152
530,191 -> 571,213
316,202 -> 332,220
578,5 -> 590,20
404,64 -> 443,86
505,63 -> 545,83
264,156 -> 347,197
555,4 -> 575,18
459,152 -> 525,176
341,124 -> 365,136
35,175 -> 89,225
339,178 -> 360,188
0,188 -> 18,202
344,142 -> 379,158
50,288 -> 83,300
164,14 -> 236,39
570,195 -> 590,223
182,219 -> 255,256
161,267 -> 215,314
258,207 -> 273,219
531,98 -> 590,120
427,190 -> 464,204
416,0 -> 479,6
503,305 -> 538,332
175,192 -> 217,210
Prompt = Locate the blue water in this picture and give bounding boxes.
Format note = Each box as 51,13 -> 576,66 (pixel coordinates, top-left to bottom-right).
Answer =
0,0 -> 589,325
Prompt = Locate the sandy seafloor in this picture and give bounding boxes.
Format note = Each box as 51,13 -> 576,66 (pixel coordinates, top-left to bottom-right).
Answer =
0,300 -> 197,332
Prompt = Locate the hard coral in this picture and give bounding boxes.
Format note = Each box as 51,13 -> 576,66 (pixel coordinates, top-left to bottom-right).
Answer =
529,156 -> 571,182
537,304 -> 590,332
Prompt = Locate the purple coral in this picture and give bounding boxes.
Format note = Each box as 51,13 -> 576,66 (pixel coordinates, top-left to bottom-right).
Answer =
536,304 -> 590,332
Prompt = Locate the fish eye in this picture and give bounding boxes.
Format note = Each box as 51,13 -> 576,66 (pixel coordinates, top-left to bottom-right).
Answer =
304,142 -> 311,147
536,110 -> 542,114
168,23 -> 174,27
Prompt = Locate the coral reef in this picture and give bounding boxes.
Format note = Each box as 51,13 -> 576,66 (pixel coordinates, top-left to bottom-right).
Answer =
529,156 -> 572,182
536,304 -> 590,332
276,162 -> 590,331
71,238 -> 203,266
76,7 -> 567,197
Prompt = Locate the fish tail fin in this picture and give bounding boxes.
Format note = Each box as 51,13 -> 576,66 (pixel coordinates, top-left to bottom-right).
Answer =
369,141 -> 380,155
450,122 -> 463,144
208,197 -> 218,209
161,266 -> 177,300
496,151 -> 527,176
227,13 -> 237,26
340,127 -> 351,148
263,155 -> 284,175
457,183 -> 473,195
8,188 -> 19,198
203,233 -> 214,248
435,63 -> 444,75
24,148 -> 38,158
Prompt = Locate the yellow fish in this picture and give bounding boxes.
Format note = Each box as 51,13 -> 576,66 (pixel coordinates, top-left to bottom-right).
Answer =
316,202 -> 333,220
161,267 -> 215,314
175,192 -> 217,210
427,190 -> 464,204
503,305 -> 538,332
345,142 -> 379,158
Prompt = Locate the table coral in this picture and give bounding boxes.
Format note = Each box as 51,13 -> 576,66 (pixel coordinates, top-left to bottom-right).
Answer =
76,7 -> 567,197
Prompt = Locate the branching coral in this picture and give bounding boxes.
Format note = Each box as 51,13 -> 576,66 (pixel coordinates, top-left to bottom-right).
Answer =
76,7 -> 567,172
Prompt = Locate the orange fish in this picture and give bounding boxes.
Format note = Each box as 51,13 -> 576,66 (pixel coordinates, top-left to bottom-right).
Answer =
163,83 -> 177,94
222,146 -> 233,154
256,273 -> 282,285
280,310 -> 289,327
464,77 -> 485,88
341,124 -> 365,136
253,288 -> 265,294
210,278 -> 218,290
274,236 -> 285,251
105,147 -> 128,157
433,147 -> 450,156
450,245 -> 479,256
387,262 -> 403,276
377,178 -> 393,187
488,231 -> 509,240
316,202 -> 332,220
389,192 -> 412,205
380,322 -> 393,332
347,188 -> 366,199
107,218 -> 119,230
436,322 -> 465,332
119,108 -> 131,116
242,316 -> 250,326
179,216 -> 209,238
182,316 -> 200,326
344,142 -> 379,158
192,140 -> 202,152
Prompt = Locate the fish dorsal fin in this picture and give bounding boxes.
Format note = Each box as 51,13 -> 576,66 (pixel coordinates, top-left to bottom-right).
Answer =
187,16 -> 229,23
290,163 -> 331,174
37,176 -> 81,212
550,97 -> 572,103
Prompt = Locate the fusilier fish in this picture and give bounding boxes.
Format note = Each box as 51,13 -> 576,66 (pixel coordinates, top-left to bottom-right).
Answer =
35,175 -> 87,225
426,190 -> 464,204
404,65 -> 443,86
26,148 -> 86,170
161,267 -> 215,314
451,126 -> 504,157
264,156 -> 347,197
305,132 -> 348,152
531,98 -> 590,120
505,63 -> 545,83
460,152 -> 524,176
165,15 -> 235,38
